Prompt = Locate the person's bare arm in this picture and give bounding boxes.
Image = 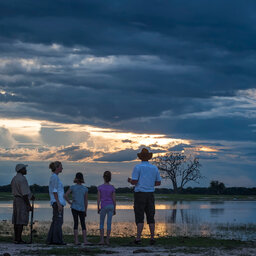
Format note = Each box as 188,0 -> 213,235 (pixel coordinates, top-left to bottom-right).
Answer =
112,191 -> 116,215
127,177 -> 138,185
53,192 -> 63,212
23,194 -> 32,211
64,188 -> 72,205
84,193 -> 88,216
97,191 -> 101,214
155,181 -> 161,186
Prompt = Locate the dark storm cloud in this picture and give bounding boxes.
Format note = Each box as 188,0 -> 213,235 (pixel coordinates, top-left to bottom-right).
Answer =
169,144 -> 192,151
1,0 -> 256,53
122,139 -> 133,143
95,149 -> 138,162
95,147 -> 165,162
198,155 -> 218,160
58,146 -> 80,153
42,152 -> 57,160
118,115 -> 256,143
0,0 -> 255,144
0,152 -> 29,158
57,146 -> 93,161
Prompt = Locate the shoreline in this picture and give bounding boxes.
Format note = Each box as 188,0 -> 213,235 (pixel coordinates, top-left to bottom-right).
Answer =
1,192 -> 256,201
1,238 -> 256,256
1,230 -> 256,255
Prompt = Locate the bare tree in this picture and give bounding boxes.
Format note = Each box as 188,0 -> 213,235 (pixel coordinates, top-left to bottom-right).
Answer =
152,152 -> 202,193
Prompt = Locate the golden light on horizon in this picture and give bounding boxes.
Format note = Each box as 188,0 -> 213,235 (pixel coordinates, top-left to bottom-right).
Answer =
0,117 -> 191,162
0,118 -> 41,137
88,130 -> 190,149
200,204 -> 212,209
198,146 -> 219,152
49,121 -> 191,151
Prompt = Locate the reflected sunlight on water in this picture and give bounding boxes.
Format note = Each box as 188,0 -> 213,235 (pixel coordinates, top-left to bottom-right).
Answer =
0,204 -> 12,208
200,204 -> 213,209
2,220 -> 256,241
1,200 -> 256,240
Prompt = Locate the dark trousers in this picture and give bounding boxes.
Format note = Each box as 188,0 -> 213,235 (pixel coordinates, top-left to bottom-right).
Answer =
14,224 -> 24,242
46,202 -> 64,244
134,192 -> 155,224
71,208 -> 86,230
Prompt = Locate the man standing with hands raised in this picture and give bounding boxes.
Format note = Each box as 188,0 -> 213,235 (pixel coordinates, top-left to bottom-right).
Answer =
128,148 -> 161,245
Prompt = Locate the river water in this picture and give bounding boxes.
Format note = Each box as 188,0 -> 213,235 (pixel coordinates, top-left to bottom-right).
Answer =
1,200 -> 256,240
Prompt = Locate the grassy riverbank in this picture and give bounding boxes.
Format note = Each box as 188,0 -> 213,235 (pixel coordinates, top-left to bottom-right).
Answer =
1,236 -> 256,256
1,223 -> 256,255
0,234 -> 253,248
1,192 -> 256,201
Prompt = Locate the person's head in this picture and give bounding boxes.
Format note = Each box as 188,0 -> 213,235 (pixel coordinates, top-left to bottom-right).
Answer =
137,148 -> 153,161
49,161 -> 63,174
74,172 -> 84,184
103,171 -> 111,183
15,164 -> 28,175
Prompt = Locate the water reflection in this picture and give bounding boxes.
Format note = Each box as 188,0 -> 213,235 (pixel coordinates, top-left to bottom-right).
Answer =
168,201 -> 178,223
1,200 -> 255,224
1,200 -> 256,240
210,201 -> 225,205
167,201 -> 202,225
210,208 -> 225,217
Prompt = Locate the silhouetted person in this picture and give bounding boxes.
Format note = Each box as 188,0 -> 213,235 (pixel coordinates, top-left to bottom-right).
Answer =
11,164 -> 34,244
97,171 -> 116,245
128,148 -> 161,245
46,161 -> 66,245
65,172 -> 91,245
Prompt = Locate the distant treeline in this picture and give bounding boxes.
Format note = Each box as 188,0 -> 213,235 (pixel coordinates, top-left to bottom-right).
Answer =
1,184 -> 256,195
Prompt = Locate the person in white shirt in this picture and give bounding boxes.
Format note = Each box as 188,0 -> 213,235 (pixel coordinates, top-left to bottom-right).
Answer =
46,161 -> 66,245
128,148 -> 161,245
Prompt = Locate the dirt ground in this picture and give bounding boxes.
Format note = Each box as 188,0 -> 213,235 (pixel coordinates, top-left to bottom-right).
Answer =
1,243 -> 256,256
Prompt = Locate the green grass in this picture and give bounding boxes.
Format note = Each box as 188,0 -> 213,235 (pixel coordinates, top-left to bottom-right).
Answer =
20,247 -> 115,256
154,194 -> 256,201
0,234 -> 254,248
1,234 -> 256,256
1,192 -> 256,201
0,192 -> 13,200
0,193 -> 97,201
217,223 -> 256,232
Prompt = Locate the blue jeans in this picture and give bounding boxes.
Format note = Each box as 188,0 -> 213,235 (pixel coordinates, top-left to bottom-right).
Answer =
100,204 -> 114,231
47,202 -> 64,244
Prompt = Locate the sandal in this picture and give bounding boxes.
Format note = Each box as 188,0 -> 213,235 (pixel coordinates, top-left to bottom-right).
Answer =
149,239 -> 156,245
134,239 -> 142,245
14,240 -> 27,244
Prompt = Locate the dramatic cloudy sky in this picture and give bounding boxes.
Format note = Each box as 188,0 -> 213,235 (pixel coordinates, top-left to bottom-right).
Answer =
0,0 -> 255,188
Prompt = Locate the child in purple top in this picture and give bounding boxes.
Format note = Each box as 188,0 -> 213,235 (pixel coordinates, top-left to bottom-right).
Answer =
97,171 -> 116,245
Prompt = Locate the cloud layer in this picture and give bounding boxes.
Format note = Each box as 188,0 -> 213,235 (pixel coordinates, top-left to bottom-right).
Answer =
0,1 -> 256,186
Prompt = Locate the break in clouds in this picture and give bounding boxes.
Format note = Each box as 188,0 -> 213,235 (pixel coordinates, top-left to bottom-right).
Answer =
0,0 -> 256,186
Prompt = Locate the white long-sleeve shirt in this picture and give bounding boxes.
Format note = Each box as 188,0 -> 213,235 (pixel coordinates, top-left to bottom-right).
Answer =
49,173 -> 66,206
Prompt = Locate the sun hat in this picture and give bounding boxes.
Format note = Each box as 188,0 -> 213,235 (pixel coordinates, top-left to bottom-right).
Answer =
15,164 -> 28,172
74,172 -> 84,183
137,148 -> 153,161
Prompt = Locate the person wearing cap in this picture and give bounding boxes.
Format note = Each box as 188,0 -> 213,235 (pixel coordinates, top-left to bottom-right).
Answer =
46,161 -> 66,245
64,172 -> 91,245
11,164 -> 35,244
128,148 -> 161,245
